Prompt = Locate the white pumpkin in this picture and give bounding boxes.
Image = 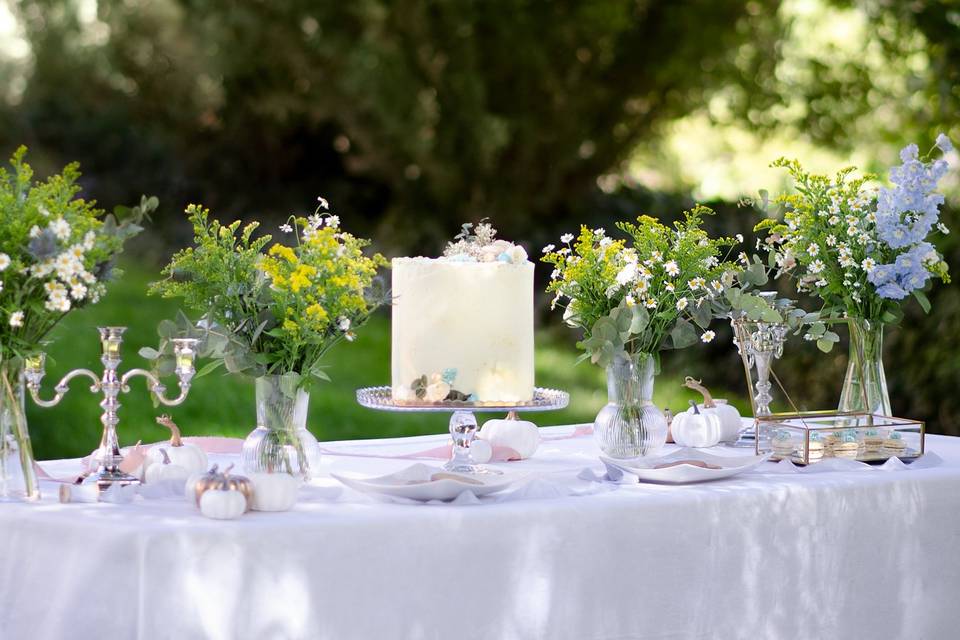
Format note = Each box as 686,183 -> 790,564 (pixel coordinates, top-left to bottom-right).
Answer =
478,412 -> 540,459
200,489 -> 247,520
682,377 -> 742,443
147,415 -> 208,474
671,401 -> 722,448
143,448 -> 191,486
708,400 -> 742,443
249,472 -> 300,512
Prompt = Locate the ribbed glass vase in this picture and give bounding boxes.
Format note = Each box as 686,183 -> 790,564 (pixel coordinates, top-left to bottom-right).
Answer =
241,375 -> 322,480
0,360 -> 40,501
838,318 -> 891,416
593,354 -> 668,458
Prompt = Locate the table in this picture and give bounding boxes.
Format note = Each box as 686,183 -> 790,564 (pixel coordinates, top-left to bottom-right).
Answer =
2,425 -> 960,640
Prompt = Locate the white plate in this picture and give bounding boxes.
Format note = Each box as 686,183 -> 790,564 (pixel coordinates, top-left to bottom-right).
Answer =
600,448 -> 771,485
331,463 -> 518,502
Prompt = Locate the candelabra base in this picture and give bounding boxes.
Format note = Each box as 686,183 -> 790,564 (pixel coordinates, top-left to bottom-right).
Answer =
91,469 -> 141,490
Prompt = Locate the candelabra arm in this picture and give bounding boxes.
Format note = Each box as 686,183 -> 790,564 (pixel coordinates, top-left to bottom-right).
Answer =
27,369 -> 101,408
121,368 -> 193,407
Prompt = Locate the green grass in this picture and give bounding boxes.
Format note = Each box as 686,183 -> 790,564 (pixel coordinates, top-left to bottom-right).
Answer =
26,264 -> 747,460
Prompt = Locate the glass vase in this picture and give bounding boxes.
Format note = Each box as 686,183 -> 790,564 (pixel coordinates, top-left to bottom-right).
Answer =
0,360 -> 40,501
838,318 -> 891,416
594,354 -> 668,458
240,375 -> 322,480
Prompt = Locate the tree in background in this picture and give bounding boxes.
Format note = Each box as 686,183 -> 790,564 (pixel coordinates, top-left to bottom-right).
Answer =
2,0 -> 784,246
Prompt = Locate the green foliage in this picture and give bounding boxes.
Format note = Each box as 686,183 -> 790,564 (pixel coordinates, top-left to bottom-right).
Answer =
148,203 -> 388,388
0,146 -> 153,361
543,206 -> 738,367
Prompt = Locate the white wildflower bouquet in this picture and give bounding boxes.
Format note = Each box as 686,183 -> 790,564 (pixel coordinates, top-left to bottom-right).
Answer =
0,147 -> 153,362
542,206 -> 738,367
756,134 -> 953,349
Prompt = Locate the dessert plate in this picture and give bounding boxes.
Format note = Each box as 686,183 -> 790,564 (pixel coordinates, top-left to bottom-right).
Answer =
331,463 -> 519,502
600,448 -> 771,485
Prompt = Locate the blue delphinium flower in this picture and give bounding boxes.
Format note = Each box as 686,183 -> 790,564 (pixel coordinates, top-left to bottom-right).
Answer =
936,133 -> 954,154
874,141 -> 948,249
876,281 -> 908,300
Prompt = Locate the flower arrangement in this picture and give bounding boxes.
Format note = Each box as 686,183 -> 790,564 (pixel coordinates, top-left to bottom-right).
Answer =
756,134 -> 953,350
148,199 -> 388,389
542,206 -> 738,367
0,147 -> 153,362
0,146 -> 152,499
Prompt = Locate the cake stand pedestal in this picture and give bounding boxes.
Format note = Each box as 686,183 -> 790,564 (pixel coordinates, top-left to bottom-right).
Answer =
356,387 -> 570,474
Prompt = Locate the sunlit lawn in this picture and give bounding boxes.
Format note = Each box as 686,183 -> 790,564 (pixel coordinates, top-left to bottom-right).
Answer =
27,264 -> 748,460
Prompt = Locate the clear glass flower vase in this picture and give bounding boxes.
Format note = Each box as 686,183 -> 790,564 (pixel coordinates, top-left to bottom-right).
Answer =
0,360 -> 40,501
838,318 -> 891,416
241,375 -> 322,480
594,354 -> 668,458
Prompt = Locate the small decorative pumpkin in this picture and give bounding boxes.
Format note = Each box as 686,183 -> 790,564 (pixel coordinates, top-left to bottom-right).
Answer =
200,489 -> 247,520
143,448 -> 192,485
188,464 -> 254,511
671,400 -> 721,448
248,472 -> 300,512
683,377 -> 742,443
146,415 -> 208,474
478,411 -> 540,459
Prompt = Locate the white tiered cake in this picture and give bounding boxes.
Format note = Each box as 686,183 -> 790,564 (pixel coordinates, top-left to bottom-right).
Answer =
391,225 -> 535,403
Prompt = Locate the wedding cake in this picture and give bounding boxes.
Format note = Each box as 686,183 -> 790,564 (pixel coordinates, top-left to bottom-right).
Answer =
392,222 -> 535,403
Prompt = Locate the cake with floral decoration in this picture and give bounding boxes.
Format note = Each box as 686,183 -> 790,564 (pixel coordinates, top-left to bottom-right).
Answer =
391,221 -> 534,403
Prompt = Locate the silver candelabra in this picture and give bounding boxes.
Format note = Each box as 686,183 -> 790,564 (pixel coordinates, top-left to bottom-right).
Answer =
24,326 -> 198,489
731,294 -> 790,448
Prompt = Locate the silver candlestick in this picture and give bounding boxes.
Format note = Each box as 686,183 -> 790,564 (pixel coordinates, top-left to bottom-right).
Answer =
731,300 -> 789,448
24,326 -> 198,489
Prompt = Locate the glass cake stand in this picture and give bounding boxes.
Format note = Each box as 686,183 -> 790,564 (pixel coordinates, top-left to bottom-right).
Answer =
356,386 -> 570,474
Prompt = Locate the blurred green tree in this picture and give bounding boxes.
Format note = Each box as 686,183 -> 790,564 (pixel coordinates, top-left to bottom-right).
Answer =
2,0 -> 785,246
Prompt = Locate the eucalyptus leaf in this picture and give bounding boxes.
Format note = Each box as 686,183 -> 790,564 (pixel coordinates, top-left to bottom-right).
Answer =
669,319 -> 698,349
195,360 -> 223,378
138,347 -> 160,360
629,305 -> 650,333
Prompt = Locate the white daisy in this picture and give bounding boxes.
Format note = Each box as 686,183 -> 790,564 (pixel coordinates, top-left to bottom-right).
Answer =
664,261 -> 680,277
861,258 -> 876,273
700,330 -> 716,343
675,297 -> 688,311
808,259 -> 825,274
279,223 -> 293,233
9,310 -> 24,328
560,233 -> 574,244
644,297 -> 657,309
338,316 -> 351,331
0,254 -> 9,271
542,244 -> 555,254
807,243 -> 819,257
325,215 -> 340,228
50,218 -> 71,241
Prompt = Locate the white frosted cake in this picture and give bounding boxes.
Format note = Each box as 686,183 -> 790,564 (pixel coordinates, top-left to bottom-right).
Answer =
392,224 -> 535,403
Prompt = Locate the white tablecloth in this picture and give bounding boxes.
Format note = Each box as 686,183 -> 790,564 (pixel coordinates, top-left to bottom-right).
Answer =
2,425 -> 960,640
